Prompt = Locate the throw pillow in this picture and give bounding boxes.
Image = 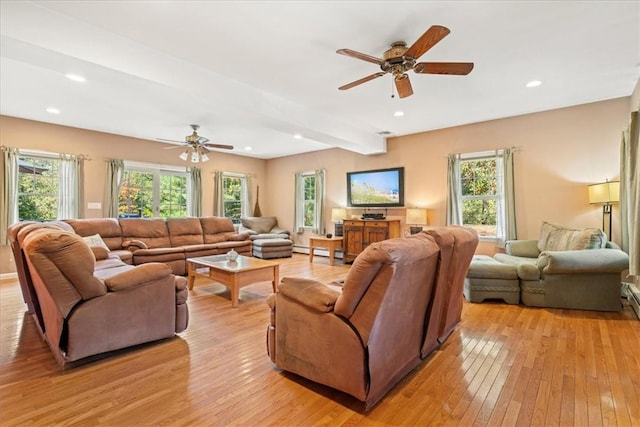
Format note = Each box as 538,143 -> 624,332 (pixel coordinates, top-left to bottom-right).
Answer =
538,222 -> 607,252
82,233 -> 110,252
241,217 -> 277,234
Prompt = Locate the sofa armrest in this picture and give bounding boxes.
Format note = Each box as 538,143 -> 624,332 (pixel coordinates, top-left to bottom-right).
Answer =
238,226 -> 257,235
505,239 -> 540,257
227,232 -> 251,241
122,239 -> 148,251
537,248 -> 629,275
104,262 -> 173,292
270,226 -> 290,235
278,277 -> 340,313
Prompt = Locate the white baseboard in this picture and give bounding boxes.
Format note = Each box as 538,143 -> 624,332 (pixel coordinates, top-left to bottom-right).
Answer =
0,272 -> 18,281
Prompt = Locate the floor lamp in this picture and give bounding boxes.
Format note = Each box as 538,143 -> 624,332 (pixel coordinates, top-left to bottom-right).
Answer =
588,180 -> 620,240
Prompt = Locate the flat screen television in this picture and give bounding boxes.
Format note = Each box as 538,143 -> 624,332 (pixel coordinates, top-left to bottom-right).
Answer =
347,167 -> 404,208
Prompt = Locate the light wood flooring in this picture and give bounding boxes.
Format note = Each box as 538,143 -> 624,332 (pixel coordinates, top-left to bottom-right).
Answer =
1,254 -> 639,426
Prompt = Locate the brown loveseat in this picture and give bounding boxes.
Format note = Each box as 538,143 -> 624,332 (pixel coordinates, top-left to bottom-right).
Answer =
18,225 -> 188,367
266,226 -> 479,410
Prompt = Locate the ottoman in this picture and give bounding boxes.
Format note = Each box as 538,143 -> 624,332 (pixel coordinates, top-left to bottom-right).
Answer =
464,255 -> 520,304
252,238 -> 293,259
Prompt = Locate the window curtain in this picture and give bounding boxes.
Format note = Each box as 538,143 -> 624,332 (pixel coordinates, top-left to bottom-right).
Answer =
495,148 -> 517,247
188,167 -> 202,217
57,154 -> 82,219
1,147 -> 19,245
314,169 -> 326,235
293,171 -> 305,233
213,170 -> 224,216
620,110 -> 639,275
446,154 -> 462,225
241,174 -> 253,218
104,159 -> 124,218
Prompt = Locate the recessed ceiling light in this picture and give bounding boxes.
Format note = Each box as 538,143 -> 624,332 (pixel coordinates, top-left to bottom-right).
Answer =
65,73 -> 86,83
394,111 -> 404,117
46,107 -> 60,114
526,80 -> 542,88
293,133 -> 302,139
244,146 -> 252,151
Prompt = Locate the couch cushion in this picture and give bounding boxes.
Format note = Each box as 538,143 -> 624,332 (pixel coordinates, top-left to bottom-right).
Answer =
167,218 -> 204,247
537,221 -> 607,252
200,217 -> 236,243
241,216 -> 277,234
119,218 -> 171,249
65,218 -> 123,250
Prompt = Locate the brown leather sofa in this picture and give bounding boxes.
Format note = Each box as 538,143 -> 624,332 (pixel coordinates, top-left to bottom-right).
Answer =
266,226 -> 478,410
64,216 -> 252,275
20,226 -> 188,367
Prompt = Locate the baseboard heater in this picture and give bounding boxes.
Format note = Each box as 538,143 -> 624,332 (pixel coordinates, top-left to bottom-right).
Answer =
293,245 -> 344,260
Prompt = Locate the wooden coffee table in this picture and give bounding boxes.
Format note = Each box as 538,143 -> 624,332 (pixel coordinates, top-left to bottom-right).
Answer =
186,255 -> 279,308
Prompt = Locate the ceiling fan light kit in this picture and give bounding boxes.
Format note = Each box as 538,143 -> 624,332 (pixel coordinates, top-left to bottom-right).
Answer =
158,124 -> 233,163
337,25 -> 474,98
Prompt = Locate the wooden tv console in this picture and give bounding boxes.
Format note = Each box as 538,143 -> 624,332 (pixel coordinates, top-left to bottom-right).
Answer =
342,219 -> 401,263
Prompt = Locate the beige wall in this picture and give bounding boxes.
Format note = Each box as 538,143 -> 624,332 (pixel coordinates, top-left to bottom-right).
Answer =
0,96 -> 630,274
0,116 -> 267,275
266,97 -> 630,253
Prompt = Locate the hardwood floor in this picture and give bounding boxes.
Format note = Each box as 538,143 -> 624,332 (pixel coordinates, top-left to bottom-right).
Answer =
1,254 -> 639,426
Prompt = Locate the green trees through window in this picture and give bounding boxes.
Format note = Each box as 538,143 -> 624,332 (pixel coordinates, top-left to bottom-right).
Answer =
303,174 -> 316,227
119,169 -> 187,218
460,158 -> 498,236
18,156 -> 59,221
223,175 -> 243,220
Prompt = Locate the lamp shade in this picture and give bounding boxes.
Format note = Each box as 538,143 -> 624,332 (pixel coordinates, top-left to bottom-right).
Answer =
331,208 -> 347,223
588,181 -> 620,204
406,208 -> 427,225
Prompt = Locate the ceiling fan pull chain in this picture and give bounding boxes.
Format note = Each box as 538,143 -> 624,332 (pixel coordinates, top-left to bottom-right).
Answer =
391,77 -> 395,99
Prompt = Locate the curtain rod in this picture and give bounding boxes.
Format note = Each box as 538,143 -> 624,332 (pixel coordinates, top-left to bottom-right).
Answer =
1,145 -> 91,160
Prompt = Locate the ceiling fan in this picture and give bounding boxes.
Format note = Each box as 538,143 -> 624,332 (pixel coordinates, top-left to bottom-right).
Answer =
158,124 -> 233,163
337,25 -> 474,99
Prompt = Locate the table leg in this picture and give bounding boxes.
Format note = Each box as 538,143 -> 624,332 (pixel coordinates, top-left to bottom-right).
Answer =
329,246 -> 336,266
309,242 -> 314,263
230,275 -> 239,308
186,262 -> 196,290
272,264 -> 279,293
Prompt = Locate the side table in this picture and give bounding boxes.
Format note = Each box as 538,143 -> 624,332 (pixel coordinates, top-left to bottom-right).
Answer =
309,236 -> 343,266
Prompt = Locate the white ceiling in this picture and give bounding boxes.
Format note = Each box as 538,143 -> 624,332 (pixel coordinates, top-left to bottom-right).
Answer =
1,1 -> 638,160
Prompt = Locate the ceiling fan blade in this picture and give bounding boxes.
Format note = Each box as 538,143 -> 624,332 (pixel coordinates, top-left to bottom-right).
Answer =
336,48 -> 384,65
414,62 -> 474,75
163,145 -> 188,150
157,138 -> 186,144
395,74 -> 413,99
204,143 -> 234,150
339,72 -> 387,90
405,25 -> 450,60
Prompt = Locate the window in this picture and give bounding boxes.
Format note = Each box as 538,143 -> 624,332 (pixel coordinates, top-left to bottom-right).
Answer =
448,149 -> 516,245
294,170 -> 325,234
222,174 -> 245,220
18,155 -> 60,221
460,156 -> 499,236
119,164 -> 188,218
302,173 -> 316,227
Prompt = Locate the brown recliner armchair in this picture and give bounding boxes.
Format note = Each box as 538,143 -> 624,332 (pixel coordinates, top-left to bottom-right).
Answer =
266,226 -> 478,410
22,228 -> 189,367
